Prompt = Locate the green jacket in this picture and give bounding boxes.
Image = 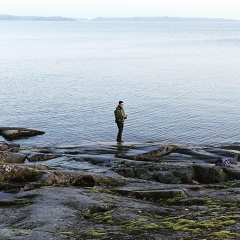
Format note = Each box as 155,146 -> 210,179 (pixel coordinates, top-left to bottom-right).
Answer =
114,106 -> 126,123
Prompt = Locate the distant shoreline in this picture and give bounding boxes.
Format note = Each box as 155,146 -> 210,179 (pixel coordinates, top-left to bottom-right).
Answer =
0,14 -> 75,21
0,14 -> 240,22
91,17 -> 240,22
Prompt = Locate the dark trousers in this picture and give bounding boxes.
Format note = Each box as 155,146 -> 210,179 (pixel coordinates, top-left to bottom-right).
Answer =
116,122 -> 124,142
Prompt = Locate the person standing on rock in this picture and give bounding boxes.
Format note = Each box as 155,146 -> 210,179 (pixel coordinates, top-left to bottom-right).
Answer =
114,101 -> 128,143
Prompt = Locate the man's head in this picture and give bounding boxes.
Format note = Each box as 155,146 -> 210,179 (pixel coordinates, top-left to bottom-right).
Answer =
119,101 -> 124,107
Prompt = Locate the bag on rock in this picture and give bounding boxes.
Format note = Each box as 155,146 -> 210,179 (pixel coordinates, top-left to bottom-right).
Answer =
215,157 -> 231,167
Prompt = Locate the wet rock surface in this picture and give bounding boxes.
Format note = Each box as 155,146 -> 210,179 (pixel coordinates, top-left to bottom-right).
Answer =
0,141 -> 240,239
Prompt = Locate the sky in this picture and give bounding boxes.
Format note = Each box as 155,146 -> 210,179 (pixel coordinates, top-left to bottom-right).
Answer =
1,0 -> 240,20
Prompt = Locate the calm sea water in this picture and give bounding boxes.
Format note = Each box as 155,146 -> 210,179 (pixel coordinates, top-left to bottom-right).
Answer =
0,21 -> 239,147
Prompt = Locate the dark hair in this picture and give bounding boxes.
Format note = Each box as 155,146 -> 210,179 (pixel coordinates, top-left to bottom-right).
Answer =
119,101 -> 124,104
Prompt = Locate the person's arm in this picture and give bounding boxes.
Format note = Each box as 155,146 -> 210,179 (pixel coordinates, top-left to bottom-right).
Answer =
123,109 -> 128,119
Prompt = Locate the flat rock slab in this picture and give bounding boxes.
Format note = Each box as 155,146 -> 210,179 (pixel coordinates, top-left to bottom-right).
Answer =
0,178 -> 240,240
15,142 -> 239,184
0,127 -> 45,140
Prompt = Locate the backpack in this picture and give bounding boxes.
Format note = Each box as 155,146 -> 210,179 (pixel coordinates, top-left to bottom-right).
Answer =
215,157 -> 231,167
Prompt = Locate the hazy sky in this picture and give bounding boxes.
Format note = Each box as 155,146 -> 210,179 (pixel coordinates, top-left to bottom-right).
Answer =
1,0 -> 240,20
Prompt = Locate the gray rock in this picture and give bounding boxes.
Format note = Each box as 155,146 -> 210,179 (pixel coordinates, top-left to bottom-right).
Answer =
23,183 -> 34,191
193,164 -> 228,183
0,152 -> 27,163
27,153 -> 61,162
117,188 -> 189,200
179,197 -> 208,205
0,145 -> 8,151
0,161 -> 240,240
117,144 -> 179,161
0,127 -> 45,140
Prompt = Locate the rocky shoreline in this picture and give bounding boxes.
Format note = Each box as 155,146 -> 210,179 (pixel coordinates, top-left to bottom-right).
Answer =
0,128 -> 240,239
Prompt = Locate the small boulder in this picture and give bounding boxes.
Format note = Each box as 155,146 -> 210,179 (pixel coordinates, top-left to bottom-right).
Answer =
0,144 -> 8,151
27,153 -> 60,162
193,164 -> 227,183
23,183 -> 35,191
0,127 -> 45,140
0,152 -> 27,164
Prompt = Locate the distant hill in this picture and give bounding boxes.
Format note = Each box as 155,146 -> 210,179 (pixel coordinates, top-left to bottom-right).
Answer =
0,14 -> 75,21
1,15 -> 239,22
91,16 -> 240,22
